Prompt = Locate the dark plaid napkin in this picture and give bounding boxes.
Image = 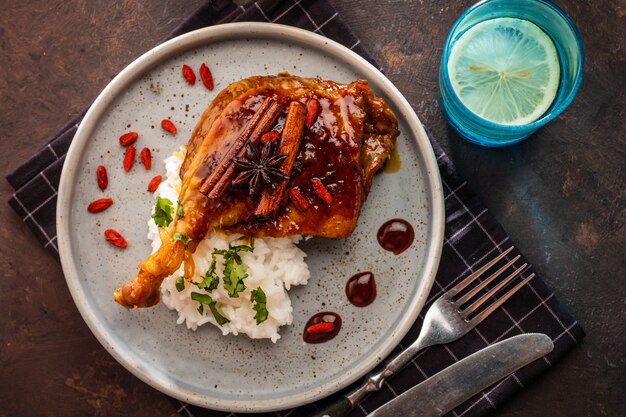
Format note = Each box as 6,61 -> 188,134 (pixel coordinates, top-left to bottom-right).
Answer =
7,0 -> 584,416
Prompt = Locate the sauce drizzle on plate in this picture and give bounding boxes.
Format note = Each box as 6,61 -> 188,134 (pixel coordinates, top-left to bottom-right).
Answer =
346,272 -> 376,307
377,219 -> 414,255
303,312 -> 342,344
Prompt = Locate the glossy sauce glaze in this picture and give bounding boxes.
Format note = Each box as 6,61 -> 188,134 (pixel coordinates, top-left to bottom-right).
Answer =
302,312 -> 342,344
345,272 -> 377,307
377,219 -> 415,255
224,77 -> 398,238
232,88 -> 366,237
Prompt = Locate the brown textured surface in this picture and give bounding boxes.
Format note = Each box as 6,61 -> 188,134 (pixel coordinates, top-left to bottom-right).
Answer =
0,1 -> 624,416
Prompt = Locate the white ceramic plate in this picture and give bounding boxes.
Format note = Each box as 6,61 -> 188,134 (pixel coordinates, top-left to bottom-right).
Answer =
57,23 -> 444,412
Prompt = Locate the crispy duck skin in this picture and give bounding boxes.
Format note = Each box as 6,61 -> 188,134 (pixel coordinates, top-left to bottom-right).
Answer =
114,74 -> 398,308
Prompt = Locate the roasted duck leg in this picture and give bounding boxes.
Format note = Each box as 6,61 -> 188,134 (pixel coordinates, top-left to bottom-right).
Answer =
114,74 -> 398,308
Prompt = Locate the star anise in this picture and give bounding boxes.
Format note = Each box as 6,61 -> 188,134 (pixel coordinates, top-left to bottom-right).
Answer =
232,140 -> 289,198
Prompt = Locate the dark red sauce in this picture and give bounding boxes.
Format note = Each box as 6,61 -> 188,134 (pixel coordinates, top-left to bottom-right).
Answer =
345,272 -> 376,307
377,219 -> 415,255
303,312 -> 342,344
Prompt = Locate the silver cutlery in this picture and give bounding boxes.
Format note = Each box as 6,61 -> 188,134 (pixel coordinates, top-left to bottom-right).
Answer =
309,246 -> 535,417
367,333 -> 553,416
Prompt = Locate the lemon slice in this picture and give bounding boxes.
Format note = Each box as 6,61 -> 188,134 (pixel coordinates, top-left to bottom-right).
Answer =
448,17 -> 560,126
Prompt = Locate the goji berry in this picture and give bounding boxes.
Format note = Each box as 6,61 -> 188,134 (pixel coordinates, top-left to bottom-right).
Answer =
123,145 -> 136,172
140,147 -> 151,170
104,229 -> 127,248
305,98 -> 319,128
161,119 -> 177,135
181,64 -> 196,85
261,131 -> 281,144
147,175 -> 162,192
96,165 -> 108,191
289,188 -> 309,212
306,322 -> 335,334
87,198 -> 113,213
311,178 -> 333,204
119,131 -> 138,147
199,63 -> 214,90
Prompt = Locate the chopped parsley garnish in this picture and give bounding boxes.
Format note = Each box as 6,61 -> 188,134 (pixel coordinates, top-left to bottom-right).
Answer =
196,254 -> 219,292
175,276 -> 185,292
177,200 -> 185,218
184,237 -> 260,325
152,197 -> 174,227
222,259 -> 247,297
172,233 -> 192,249
191,292 -> 230,326
251,287 -> 269,324
230,236 -> 255,253
213,238 -> 255,298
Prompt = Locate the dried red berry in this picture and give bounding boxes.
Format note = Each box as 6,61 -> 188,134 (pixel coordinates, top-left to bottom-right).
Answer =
87,198 -> 113,213
305,98 -> 319,128
311,178 -> 333,204
96,165 -> 108,191
140,147 -> 152,170
104,229 -> 127,248
306,322 -> 335,334
260,131 -> 281,144
161,119 -> 177,135
199,63 -> 214,91
181,64 -> 196,85
119,131 -> 138,147
123,145 -> 136,172
289,188 -> 309,212
147,175 -> 162,192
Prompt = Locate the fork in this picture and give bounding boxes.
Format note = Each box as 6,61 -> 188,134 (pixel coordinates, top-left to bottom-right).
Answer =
309,246 -> 535,417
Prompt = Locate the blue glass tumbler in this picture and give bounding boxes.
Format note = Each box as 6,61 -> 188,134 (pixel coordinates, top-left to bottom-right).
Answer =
439,0 -> 584,146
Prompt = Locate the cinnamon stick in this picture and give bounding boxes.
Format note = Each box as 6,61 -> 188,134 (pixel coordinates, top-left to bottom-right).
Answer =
200,97 -> 281,198
254,101 -> 306,218
209,101 -> 282,199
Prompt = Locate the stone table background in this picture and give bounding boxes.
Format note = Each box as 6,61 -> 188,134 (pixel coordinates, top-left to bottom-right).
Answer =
0,1 -> 624,416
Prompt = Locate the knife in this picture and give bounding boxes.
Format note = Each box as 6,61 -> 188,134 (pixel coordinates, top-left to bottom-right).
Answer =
366,333 -> 554,417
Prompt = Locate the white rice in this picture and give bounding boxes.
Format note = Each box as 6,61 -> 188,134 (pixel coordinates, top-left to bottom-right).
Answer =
149,147 -> 310,343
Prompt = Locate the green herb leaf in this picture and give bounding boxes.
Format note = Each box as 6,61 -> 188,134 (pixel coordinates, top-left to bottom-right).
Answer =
152,197 -> 174,227
251,286 -> 267,304
172,233 -> 192,249
191,292 -> 229,325
177,200 -> 185,218
175,276 -> 185,292
251,287 -> 268,325
221,253 -> 247,297
196,254 -> 219,292
190,292 -> 212,304
208,301 -> 230,326
229,237 -> 255,253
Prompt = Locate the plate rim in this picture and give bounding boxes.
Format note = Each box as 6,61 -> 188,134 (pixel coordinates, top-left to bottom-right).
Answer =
57,22 -> 444,412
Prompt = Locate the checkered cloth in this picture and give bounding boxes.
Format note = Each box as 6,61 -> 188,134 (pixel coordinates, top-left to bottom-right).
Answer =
6,1 -> 584,416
